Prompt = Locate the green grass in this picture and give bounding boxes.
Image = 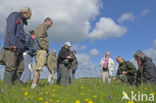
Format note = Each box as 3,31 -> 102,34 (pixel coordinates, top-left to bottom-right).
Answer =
0,79 -> 156,103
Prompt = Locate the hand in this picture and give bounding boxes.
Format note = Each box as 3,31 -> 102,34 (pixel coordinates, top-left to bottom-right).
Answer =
122,71 -> 127,75
67,56 -> 72,59
10,46 -> 16,51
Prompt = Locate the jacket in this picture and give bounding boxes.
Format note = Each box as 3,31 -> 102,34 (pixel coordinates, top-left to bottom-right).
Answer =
141,56 -> 156,83
116,61 -> 137,78
24,34 -> 38,56
4,12 -> 27,52
100,57 -> 115,76
58,47 -> 72,64
35,23 -> 49,52
71,55 -> 78,72
47,53 -> 57,71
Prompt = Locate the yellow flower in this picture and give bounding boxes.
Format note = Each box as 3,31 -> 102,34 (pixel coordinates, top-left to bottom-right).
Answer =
85,99 -> 89,102
38,97 -> 43,101
75,100 -> 80,103
45,92 -> 49,94
144,88 -> 147,90
80,93 -> 85,95
24,92 -> 28,96
93,95 -> 97,98
45,102 -> 49,103
88,100 -> 93,103
131,91 -> 134,94
88,89 -> 91,92
128,101 -> 134,103
50,99 -> 53,102
52,89 -> 55,92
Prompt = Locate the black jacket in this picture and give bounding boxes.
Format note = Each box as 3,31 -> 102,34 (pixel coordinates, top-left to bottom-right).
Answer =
141,56 -> 156,83
58,47 -> 72,64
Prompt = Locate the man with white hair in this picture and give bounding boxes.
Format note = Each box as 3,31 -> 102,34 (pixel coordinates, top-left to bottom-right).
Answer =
3,7 -> 32,85
100,52 -> 115,84
57,42 -> 73,86
31,17 -> 53,89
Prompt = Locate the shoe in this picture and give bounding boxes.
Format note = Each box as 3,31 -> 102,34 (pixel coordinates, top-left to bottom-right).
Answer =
31,84 -> 36,89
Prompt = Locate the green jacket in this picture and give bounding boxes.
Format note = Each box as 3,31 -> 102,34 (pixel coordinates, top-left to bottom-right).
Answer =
47,53 -> 57,71
116,61 -> 137,78
71,57 -> 78,72
35,23 -> 49,52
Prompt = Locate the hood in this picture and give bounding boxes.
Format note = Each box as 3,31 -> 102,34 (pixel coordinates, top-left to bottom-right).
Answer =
18,12 -> 28,25
142,56 -> 152,62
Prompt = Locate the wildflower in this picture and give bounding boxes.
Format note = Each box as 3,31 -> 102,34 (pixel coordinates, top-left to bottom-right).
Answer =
45,92 -> 49,94
109,95 -> 112,101
75,100 -> 80,103
45,102 -> 49,103
128,101 -> 134,103
131,91 -> 134,94
84,99 -> 89,102
38,97 -> 43,101
144,88 -> 147,90
88,100 -> 93,103
93,95 -> 97,98
24,92 -> 28,96
50,99 -> 53,102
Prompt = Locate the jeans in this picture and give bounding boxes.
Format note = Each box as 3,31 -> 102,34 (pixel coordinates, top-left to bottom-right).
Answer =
20,52 -> 33,83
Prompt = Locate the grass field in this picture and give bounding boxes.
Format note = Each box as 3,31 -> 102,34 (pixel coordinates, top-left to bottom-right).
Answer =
0,78 -> 156,103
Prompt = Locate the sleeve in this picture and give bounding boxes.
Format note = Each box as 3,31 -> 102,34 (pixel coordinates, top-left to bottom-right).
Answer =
58,49 -> 67,60
127,62 -> 137,75
32,39 -> 38,51
36,26 -> 48,50
7,13 -> 18,46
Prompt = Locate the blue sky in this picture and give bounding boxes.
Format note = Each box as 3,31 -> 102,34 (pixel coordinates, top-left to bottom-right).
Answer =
0,0 -> 156,78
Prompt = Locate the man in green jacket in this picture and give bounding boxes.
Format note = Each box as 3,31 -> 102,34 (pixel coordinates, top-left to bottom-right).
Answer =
114,56 -> 137,85
31,17 -> 53,89
47,49 -> 57,84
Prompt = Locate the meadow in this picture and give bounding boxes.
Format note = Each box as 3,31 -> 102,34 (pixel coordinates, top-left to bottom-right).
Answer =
0,78 -> 155,103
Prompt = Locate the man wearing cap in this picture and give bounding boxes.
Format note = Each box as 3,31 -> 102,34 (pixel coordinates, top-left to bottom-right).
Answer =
57,42 -> 73,86
31,17 -> 53,89
3,7 -> 32,85
134,50 -> 156,85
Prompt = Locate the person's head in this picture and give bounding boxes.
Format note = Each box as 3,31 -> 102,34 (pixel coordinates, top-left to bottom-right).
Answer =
134,50 -> 145,61
105,51 -> 110,58
19,7 -> 32,19
72,50 -> 76,56
51,49 -> 56,56
29,30 -> 35,39
116,56 -> 124,64
44,17 -> 53,28
64,42 -> 71,50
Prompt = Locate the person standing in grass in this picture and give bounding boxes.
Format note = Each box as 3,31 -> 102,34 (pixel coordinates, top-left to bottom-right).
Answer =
47,49 -> 57,84
58,42 -> 73,86
3,7 -> 32,86
114,56 -> 137,85
134,50 -> 156,85
20,30 -> 38,83
31,17 -> 53,89
69,50 -> 78,84
100,52 -> 114,84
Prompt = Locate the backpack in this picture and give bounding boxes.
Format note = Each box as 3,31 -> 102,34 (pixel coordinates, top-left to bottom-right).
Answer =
0,46 -> 5,65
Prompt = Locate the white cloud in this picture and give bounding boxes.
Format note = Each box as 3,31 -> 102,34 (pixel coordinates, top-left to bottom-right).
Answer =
76,53 -> 99,78
90,48 -> 99,57
141,8 -> 149,16
117,12 -> 135,23
88,17 -> 127,40
72,45 -> 87,51
0,0 -> 100,43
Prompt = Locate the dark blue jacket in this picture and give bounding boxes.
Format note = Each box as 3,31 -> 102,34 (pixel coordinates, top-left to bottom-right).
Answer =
24,34 -> 38,56
4,12 -> 27,52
